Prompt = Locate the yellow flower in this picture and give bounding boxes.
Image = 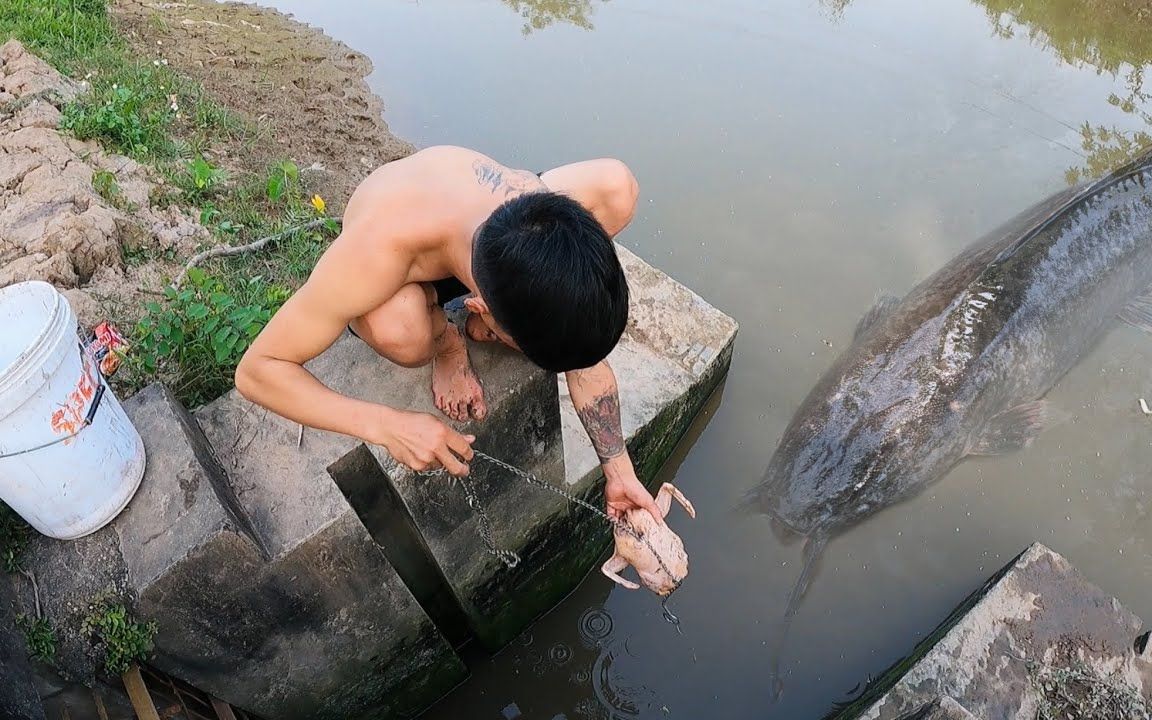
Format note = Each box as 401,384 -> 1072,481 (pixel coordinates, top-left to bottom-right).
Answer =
310,195 -> 326,214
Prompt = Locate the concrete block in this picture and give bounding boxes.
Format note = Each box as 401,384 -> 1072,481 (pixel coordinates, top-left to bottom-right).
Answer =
118,383 -> 267,587
124,381 -> 466,720
195,342 -> 481,718
0,576 -> 45,720
369,353 -> 566,651
837,543 -> 1152,720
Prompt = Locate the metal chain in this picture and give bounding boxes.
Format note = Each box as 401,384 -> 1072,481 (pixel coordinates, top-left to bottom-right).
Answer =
453,465 -> 521,569
420,451 -> 684,599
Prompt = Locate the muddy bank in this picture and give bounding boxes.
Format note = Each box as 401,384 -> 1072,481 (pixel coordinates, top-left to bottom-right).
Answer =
0,39 -> 206,327
111,0 -> 415,208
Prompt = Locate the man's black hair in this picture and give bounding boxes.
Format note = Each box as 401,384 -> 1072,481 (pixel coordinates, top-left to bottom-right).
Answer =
472,192 -> 629,373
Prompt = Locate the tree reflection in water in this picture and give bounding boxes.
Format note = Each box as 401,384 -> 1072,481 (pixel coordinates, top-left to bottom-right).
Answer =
501,0 -> 610,35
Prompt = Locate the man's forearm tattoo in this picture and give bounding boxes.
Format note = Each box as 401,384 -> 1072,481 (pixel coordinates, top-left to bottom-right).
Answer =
473,159 -> 545,197
576,393 -> 626,463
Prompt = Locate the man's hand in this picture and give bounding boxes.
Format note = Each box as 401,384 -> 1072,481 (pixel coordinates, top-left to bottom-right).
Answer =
374,408 -> 475,475
605,464 -> 664,525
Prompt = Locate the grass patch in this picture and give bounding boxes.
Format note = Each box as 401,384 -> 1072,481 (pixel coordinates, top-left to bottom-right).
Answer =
2,0 -> 242,160
1024,653 -> 1150,720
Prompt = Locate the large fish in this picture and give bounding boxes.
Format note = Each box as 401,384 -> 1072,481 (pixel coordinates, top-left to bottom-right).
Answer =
746,149 -> 1152,695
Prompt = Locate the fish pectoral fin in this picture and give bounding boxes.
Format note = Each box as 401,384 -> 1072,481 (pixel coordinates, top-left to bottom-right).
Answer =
969,400 -> 1050,456
1119,295 -> 1152,334
854,295 -> 902,341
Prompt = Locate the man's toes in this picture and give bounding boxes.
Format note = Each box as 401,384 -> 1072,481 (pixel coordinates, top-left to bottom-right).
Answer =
472,396 -> 488,421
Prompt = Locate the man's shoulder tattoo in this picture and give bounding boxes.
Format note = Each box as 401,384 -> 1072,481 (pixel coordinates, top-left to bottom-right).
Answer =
472,158 -> 546,197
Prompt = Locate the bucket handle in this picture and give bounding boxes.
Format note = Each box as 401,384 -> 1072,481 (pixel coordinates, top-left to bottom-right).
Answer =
0,345 -> 106,460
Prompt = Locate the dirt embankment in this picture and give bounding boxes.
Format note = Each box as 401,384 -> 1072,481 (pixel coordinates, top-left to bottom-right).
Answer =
111,0 -> 415,207
0,39 -> 206,326
2,1 -> 415,329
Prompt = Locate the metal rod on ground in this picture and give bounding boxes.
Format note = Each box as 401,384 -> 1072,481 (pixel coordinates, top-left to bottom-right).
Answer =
121,665 -> 161,720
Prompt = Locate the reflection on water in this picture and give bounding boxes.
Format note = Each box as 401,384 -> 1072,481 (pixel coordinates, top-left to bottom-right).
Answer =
817,0 -> 853,21
977,0 -> 1152,181
501,0 -> 609,34
254,0 -> 1152,717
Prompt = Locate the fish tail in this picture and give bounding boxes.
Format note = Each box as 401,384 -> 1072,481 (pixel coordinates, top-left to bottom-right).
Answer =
766,534 -> 829,702
784,535 -> 827,619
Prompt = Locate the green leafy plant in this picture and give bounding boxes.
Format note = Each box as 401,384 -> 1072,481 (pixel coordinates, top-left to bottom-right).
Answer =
132,268 -> 286,406
178,156 -> 228,201
0,502 -> 29,574
82,600 -> 156,676
265,160 -> 300,204
16,615 -> 57,664
91,168 -> 127,208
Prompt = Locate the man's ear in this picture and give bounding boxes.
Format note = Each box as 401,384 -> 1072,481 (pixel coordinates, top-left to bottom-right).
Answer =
464,296 -> 488,315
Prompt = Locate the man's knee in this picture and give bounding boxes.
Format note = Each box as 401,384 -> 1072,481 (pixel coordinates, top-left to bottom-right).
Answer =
356,285 -> 438,368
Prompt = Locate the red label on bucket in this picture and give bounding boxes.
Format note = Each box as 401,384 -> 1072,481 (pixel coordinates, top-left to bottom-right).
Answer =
50,351 -> 97,441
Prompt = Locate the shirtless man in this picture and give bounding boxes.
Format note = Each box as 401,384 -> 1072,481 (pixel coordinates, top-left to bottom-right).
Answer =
235,145 -> 663,522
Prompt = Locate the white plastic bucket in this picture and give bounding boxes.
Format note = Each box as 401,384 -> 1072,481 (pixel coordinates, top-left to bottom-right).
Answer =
0,281 -> 145,540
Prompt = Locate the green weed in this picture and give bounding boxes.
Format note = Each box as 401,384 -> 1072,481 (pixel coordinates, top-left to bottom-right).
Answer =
91,168 -> 122,205
16,615 -> 57,664
61,75 -> 175,158
265,159 -> 300,204
131,268 -> 287,406
0,502 -> 29,574
82,599 -> 156,676
175,156 -> 228,202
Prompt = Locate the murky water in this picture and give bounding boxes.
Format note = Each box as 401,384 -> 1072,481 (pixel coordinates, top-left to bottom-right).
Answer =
259,0 -> 1152,717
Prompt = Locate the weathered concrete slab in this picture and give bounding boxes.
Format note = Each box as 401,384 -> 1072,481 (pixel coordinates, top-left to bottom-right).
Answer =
16,244 -> 735,718
369,355 -> 565,651
133,383 -> 465,720
0,576 -> 45,720
833,543 -> 1152,719
200,326 -> 567,653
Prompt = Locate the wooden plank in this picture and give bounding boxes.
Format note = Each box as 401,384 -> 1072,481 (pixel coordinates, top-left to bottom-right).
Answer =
92,690 -> 110,720
210,698 -> 239,720
121,665 -> 161,720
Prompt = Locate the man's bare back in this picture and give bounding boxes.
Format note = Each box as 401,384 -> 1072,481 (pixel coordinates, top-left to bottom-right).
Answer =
236,145 -> 665,521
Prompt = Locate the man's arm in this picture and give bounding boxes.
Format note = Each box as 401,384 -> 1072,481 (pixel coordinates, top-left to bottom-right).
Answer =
567,362 -> 663,523
234,218 -> 473,475
544,159 -> 655,518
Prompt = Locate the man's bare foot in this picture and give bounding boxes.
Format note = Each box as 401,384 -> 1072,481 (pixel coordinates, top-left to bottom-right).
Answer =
465,312 -> 500,343
433,323 -> 487,422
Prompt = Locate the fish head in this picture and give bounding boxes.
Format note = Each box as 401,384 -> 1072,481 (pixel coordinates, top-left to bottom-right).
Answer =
757,333 -> 966,535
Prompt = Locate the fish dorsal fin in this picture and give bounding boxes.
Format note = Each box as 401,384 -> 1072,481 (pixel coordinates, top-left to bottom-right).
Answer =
1119,292 -> 1152,335
855,295 -> 901,341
